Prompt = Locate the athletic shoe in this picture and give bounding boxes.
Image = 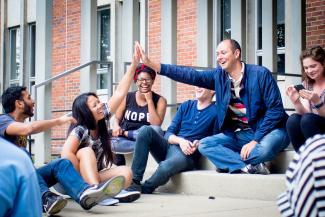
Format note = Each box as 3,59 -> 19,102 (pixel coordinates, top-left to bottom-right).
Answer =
242,163 -> 270,175
79,176 -> 125,210
98,198 -> 119,206
114,189 -> 141,203
42,191 -> 68,216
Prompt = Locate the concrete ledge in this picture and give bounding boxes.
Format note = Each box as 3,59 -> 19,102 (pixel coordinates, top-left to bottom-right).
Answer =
155,171 -> 286,201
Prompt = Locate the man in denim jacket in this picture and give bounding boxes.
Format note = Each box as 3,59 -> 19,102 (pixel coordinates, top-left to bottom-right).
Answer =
137,39 -> 289,174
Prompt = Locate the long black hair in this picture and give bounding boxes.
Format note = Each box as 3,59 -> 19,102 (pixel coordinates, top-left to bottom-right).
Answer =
68,92 -> 113,167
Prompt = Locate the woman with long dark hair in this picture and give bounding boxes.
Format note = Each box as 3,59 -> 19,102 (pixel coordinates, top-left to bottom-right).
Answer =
286,45 -> 325,151
61,43 -> 141,204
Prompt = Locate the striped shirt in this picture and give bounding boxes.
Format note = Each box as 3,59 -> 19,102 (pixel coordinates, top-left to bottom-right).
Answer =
277,134 -> 325,217
228,62 -> 250,131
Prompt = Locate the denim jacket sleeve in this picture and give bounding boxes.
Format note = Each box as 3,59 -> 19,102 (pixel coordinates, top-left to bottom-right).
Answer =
253,68 -> 287,142
160,64 -> 216,90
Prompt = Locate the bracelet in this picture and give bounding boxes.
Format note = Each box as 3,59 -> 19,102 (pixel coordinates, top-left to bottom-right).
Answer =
312,101 -> 324,109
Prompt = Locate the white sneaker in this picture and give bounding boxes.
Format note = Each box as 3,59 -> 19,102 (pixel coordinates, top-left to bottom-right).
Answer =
242,163 -> 270,175
79,176 -> 125,210
98,198 -> 119,206
114,189 -> 141,203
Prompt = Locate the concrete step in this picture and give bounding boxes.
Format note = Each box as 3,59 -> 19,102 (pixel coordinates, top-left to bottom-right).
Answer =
155,171 -> 285,201
125,154 -> 288,201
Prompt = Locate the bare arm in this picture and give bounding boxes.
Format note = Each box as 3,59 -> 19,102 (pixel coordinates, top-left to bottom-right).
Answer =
145,94 -> 167,126
108,42 -> 140,114
168,135 -> 197,155
112,98 -> 126,137
61,134 -> 81,172
286,85 -> 309,114
136,42 -> 161,73
5,115 -> 75,136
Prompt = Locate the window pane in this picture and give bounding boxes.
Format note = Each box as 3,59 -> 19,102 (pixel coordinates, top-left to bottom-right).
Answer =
277,54 -> 285,74
96,64 -> 112,90
277,0 -> 285,48
257,0 -> 262,50
99,8 -> 110,63
221,0 -> 231,40
258,56 -> 262,66
10,28 -> 20,81
29,24 -> 36,78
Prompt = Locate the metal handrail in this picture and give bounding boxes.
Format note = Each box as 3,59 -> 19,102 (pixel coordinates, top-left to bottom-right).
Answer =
32,60 -> 112,120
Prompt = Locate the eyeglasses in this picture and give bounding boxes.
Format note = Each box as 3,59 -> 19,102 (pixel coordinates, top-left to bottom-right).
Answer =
137,78 -> 152,83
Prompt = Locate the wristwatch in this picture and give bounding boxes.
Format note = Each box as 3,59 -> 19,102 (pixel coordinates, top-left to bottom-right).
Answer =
312,101 -> 324,109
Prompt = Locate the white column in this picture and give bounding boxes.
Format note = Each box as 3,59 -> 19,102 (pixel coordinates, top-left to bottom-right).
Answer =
197,0 -> 213,67
80,0 -> 97,93
261,0 -> 276,72
0,0 -> 8,95
284,0 -> 303,109
160,0 -> 177,129
231,0 -> 246,61
246,0 -> 257,64
19,0 -> 28,86
34,0 -> 52,165
122,0 -> 139,62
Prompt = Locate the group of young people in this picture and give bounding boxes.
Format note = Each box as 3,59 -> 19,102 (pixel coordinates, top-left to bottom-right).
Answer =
1,39 -> 324,217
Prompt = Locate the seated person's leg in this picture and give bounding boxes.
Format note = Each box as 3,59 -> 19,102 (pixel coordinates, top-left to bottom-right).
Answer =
142,144 -> 196,194
286,113 -> 305,151
38,158 -> 125,210
300,113 -> 325,142
246,127 -> 290,165
111,137 -> 135,166
199,133 -> 243,173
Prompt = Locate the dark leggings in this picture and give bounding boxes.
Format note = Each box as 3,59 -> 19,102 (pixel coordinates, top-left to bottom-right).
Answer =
286,113 -> 325,151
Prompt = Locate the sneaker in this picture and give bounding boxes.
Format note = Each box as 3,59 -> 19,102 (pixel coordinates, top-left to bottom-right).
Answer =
98,198 -> 119,206
242,163 -> 270,175
114,189 -> 141,203
79,176 -> 125,210
42,191 -> 68,216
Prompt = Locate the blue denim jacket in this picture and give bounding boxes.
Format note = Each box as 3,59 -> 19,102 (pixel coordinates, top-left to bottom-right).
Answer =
160,63 -> 288,142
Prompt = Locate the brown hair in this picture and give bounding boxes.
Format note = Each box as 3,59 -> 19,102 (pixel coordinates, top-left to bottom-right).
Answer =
300,46 -> 325,85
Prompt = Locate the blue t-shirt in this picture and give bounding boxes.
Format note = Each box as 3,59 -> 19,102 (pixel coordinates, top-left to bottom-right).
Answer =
0,137 -> 42,217
164,100 -> 218,142
0,114 -> 28,148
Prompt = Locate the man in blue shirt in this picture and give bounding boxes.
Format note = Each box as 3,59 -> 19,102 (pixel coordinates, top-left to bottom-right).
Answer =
125,87 -> 218,193
136,39 -> 289,174
0,137 -> 42,217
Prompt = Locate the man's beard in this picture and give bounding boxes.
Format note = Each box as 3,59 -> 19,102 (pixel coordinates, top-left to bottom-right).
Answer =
22,101 -> 34,117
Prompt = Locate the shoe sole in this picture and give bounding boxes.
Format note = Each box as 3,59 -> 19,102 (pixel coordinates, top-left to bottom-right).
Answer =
115,191 -> 141,203
46,197 -> 68,216
83,176 -> 125,209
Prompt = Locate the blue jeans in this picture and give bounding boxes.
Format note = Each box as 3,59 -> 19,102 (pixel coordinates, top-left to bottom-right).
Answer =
131,126 -> 198,193
111,125 -> 164,153
286,113 -> 325,151
36,158 -> 89,202
198,128 -> 289,172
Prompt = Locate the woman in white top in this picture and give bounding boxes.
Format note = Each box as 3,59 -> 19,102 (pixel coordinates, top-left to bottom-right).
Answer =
286,45 -> 325,151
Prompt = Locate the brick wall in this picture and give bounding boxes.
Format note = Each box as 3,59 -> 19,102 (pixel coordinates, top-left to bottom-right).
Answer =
306,0 -> 325,48
51,0 -> 81,154
148,0 -> 197,103
176,0 -> 197,102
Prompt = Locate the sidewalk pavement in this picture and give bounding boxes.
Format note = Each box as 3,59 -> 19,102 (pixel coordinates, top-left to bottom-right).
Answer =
56,193 -> 280,217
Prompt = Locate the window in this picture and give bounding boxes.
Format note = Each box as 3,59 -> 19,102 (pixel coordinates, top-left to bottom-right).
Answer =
276,0 -> 285,73
221,0 -> 231,40
97,7 -> 111,90
29,23 -> 36,90
9,27 -> 20,86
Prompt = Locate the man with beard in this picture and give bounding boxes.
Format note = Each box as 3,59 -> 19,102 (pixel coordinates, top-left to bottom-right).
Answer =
0,86 -> 125,215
